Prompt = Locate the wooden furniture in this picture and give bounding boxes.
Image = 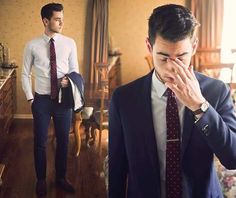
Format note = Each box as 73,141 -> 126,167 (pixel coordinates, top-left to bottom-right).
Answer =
0,163 -> 5,187
52,111 -> 83,157
193,48 -> 235,85
0,68 -> 16,187
193,48 -> 222,70
81,107 -> 95,147
198,63 -> 234,83
108,55 -> 121,97
94,63 -> 110,91
93,63 -> 109,144
229,82 -> 236,90
0,69 -> 16,134
73,112 -> 82,156
82,56 -> 121,147
93,86 -> 109,144
145,54 -> 154,71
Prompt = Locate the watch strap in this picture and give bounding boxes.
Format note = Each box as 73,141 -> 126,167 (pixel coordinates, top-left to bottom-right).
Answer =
193,108 -> 203,115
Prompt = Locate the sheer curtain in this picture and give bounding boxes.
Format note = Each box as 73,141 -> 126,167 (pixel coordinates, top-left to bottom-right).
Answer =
191,0 -> 224,49
220,0 -> 236,81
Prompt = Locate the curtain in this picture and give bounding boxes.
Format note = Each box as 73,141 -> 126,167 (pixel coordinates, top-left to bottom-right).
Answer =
191,0 -> 224,48
89,0 -> 109,85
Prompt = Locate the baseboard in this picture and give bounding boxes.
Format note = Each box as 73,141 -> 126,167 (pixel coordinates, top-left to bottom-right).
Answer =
13,114 -> 33,119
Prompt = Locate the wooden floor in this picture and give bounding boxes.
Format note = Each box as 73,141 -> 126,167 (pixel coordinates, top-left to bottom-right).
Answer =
0,119 -> 108,198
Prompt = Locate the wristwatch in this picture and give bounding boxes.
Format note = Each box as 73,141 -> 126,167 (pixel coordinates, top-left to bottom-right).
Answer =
193,101 -> 209,115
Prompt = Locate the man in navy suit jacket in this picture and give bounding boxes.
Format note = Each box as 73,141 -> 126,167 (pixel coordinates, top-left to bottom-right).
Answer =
109,4 -> 236,198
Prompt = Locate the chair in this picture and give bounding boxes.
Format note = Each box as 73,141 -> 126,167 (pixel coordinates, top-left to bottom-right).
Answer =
145,54 -> 154,71
81,107 -> 95,147
92,87 -> 109,144
94,62 -> 110,91
92,63 -> 110,144
73,111 -> 83,156
193,48 -> 222,71
194,48 -> 235,85
198,63 -> 234,83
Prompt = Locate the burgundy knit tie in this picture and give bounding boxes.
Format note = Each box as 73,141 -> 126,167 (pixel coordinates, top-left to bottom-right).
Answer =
166,88 -> 182,198
50,38 -> 58,99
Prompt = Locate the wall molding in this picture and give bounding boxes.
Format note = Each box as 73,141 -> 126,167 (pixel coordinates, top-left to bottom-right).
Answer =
13,114 -> 33,119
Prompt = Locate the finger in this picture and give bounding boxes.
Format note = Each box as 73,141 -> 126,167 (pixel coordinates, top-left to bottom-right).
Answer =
163,72 -> 176,83
168,59 -> 188,83
165,82 -> 181,94
174,59 -> 193,80
174,74 -> 185,89
166,69 -> 186,88
189,65 -> 197,80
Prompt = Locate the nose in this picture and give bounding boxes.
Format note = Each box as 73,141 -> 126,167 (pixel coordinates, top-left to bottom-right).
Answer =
166,58 -> 176,72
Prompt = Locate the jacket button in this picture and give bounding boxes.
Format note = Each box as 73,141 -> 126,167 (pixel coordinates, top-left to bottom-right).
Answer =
202,124 -> 209,136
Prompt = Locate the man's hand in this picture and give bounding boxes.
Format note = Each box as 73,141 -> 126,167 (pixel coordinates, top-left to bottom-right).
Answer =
164,58 -> 205,111
61,76 -> 69,88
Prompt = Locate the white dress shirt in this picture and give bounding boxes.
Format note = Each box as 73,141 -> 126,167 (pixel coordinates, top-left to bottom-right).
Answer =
151,70 -> 185,198
22,33 -> 79,100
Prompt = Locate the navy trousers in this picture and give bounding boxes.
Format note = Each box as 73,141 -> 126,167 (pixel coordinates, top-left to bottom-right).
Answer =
31,93 -> 72,180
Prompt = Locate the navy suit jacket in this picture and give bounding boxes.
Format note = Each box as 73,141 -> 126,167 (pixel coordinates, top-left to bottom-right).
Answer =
109,70 -> 236,198
59,72 -> 84,112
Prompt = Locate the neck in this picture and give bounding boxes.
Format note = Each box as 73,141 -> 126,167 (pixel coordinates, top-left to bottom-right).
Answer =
155,70 -> 164,84
44,29 -> 57,38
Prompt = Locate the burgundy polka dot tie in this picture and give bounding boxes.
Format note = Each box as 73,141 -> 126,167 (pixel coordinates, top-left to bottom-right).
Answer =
50,38 -> 58,99
166,88 -> 182,198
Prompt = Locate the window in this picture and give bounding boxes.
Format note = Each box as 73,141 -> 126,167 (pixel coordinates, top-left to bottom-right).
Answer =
219,0 -> 236,82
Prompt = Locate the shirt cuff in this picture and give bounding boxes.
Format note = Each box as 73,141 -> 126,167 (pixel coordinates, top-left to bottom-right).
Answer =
25,92 -> 34,101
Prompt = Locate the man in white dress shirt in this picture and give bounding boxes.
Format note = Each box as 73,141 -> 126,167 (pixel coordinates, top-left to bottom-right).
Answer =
22,3 -> 78,196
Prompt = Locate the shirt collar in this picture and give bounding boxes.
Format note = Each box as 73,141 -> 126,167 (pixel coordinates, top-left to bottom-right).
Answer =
152,70 -> 167,98
43,33 -> 59,43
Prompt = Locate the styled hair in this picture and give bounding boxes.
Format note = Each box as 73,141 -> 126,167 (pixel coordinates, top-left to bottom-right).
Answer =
148,4 -> 200,45
41,3 -> 63,20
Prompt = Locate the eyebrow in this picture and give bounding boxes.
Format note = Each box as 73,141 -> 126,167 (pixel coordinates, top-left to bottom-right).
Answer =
156,52 -> 189,57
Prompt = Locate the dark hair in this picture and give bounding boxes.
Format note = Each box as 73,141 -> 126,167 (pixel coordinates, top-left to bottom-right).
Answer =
41,3 -> 63,20
148,4 -> 200,45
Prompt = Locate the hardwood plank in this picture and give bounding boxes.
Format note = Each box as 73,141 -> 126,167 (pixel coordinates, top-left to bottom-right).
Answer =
0,119 -> 107,197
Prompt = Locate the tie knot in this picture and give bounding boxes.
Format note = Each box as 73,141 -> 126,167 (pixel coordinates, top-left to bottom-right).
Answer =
50,38 -> 54,43
166,88 -> 175,98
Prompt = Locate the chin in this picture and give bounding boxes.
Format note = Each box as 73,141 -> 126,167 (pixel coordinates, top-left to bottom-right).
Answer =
53,29 -> 61,33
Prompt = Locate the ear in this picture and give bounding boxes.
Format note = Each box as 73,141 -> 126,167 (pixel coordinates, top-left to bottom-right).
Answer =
191,37 -> 198,56
145,37 -> 153,54
42,18 -> 49,27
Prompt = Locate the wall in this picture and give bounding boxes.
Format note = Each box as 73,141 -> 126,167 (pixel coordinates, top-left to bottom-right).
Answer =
109,0 -> 186,85
0,0 -> 92,116
0,0 -> 187,116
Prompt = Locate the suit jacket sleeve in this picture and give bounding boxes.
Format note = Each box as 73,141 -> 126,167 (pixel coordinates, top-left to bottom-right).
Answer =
195,82 -> 236,169
109,89 -> 128,198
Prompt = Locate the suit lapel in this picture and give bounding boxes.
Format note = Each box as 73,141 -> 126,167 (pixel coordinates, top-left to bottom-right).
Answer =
181,108 -> 194,160
142,71 -> 160,169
